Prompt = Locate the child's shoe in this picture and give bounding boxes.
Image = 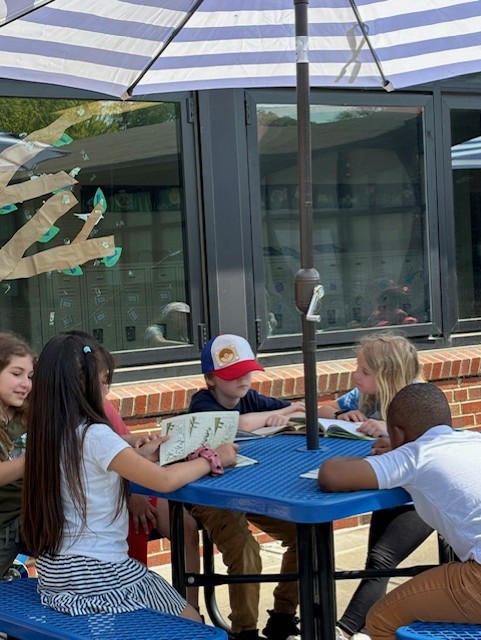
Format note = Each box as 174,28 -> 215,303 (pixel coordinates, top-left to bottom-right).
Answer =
262,610 -> 300,640
229,630 -> 266,640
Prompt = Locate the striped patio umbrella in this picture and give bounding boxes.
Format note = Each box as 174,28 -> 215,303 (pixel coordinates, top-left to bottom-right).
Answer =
2,0 -> 480,449
0,0 -> 479,99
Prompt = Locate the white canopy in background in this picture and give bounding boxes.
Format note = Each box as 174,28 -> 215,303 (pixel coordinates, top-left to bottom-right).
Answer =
0,0 -> 479,99
452,136 -> 481,169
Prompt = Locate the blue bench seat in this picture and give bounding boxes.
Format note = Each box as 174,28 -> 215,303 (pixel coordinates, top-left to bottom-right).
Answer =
397,621 -> 481,639
0,578 -> 227,640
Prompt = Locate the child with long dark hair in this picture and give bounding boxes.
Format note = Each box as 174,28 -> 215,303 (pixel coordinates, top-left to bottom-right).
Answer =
22,333 -> 237,620
0,331 -> 35,577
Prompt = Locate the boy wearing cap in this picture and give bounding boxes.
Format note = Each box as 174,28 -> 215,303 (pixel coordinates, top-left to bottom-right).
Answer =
189,334 -> 304,640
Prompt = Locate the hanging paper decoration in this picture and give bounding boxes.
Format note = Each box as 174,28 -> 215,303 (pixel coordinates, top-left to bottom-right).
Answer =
61,266 -> 84,276
38,226 -> 60,243
52,133 -> 74,147
93,188 -> 107,212
102,247 -> 122,268
0,204 -> 18,215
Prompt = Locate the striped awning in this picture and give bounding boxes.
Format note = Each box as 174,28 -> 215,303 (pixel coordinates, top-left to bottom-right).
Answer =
0,0 -> 480,99
452,136 -> 481,169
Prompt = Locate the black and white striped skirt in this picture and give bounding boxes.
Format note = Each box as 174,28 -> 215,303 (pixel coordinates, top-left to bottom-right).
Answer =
36,554 -> 187,616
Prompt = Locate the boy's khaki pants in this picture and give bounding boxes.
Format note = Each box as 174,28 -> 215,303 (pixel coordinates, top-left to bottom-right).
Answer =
191,505 -> 297,634
367,559 -> 481,640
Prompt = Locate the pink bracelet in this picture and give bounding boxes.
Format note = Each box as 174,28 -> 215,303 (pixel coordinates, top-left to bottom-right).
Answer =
187,446 -> 224,476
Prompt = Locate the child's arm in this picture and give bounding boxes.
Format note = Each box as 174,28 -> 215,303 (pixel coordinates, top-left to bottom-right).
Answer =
317,401 -> 340,419
238,402 -> 306,431
0,456 -> 24,486
318,456 -> 378,492
109,442 -> 239,493
318,401 -> 368,423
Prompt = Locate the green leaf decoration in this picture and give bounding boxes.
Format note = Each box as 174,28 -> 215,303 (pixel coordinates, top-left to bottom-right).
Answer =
189,415 -> 198,436
101,247 -> 122,268
93,188 -> 107,213
52,185 -> 72,195
214,418 -> 224,435
52,133 -> 73,147
61,266 -> 83,276
0,204 -> 18,215
38,226 -> 60,244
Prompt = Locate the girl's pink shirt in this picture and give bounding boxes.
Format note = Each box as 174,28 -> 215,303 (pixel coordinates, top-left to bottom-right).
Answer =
104,399 -> 129,437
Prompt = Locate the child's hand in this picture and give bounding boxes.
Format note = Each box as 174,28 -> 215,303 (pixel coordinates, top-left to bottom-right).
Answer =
285,401 -> 306,413
265,414 -> 292,427
137,436 -> 169,462
128,494 -> 158,534
358,419 -> 388,437
337,410 -> 367,422
215,443 -> 239,468
371,435 -> 392,455
128,433 -> 160,448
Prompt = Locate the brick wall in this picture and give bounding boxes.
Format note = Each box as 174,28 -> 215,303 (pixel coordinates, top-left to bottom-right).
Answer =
108,345 -> 481,566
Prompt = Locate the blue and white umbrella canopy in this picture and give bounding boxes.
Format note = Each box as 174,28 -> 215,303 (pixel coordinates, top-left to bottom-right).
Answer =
0,0 -> 480,98
452,136 -> 481,169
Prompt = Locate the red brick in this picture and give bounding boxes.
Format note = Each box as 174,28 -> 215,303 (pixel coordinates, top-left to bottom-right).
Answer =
461,400 -> 481,414
172,388 -> 187,411
160,390 -> 174,413
468,386 -> 481,400
454,388 -> 469,402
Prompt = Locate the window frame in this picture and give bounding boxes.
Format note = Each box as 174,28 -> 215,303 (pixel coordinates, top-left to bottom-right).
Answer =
245,88 -> 441,352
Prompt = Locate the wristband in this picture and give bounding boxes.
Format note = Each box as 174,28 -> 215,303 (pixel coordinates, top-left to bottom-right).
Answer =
187,446 -> 224,476
334,410 -> 346,418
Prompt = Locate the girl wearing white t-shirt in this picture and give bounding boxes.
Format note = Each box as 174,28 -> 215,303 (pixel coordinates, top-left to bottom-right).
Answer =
21,333 -> 237,621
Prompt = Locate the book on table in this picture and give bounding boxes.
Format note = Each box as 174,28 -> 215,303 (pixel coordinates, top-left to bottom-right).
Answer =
244,417 -> 373,440
159,411 -> 258,467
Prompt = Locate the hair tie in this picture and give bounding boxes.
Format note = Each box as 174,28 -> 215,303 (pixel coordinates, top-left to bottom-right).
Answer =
83,346 -> 92,354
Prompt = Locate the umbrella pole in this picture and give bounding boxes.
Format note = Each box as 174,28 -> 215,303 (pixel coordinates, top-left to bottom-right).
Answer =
294,0 -> 321,450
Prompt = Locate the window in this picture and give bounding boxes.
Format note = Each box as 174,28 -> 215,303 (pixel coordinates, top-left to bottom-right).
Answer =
254,101 -> 430,338
450,109 -> 481,320
0,97 -> 197,360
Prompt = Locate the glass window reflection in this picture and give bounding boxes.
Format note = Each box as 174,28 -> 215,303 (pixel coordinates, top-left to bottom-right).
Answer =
257,104 -> 429,335
0,98 -> 191,354
451,110 -> 481,319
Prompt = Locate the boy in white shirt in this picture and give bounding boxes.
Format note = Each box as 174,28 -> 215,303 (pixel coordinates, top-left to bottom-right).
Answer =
318,382 -> 481,640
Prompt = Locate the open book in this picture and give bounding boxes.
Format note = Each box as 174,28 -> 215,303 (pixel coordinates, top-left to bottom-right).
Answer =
318,418 -> 374,440
245,417 -> 373,440
159,411 -> 257,466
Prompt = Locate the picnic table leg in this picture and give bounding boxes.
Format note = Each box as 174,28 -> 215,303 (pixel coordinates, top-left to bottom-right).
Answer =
315,521 -> 337,640
169,501 -> 187,598
297,523 -> 321,640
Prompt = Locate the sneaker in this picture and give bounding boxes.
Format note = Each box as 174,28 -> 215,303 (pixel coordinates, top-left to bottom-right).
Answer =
336,627 -> 349,640
229,631 -> 266,640
262,610 -> 300,640
352,634 -> 371,640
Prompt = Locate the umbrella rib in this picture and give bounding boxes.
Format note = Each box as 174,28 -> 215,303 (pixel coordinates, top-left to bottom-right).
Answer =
125,0 -> 206,98
0,0 -> 55,27
348,0 -> 393,91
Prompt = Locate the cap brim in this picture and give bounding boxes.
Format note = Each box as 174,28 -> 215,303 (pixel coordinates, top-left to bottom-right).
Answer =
212,360 -> 264,381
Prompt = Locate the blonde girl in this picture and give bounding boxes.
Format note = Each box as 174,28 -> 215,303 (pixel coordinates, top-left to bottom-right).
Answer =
0,331 -> 35,577
319,333 -> 424,437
